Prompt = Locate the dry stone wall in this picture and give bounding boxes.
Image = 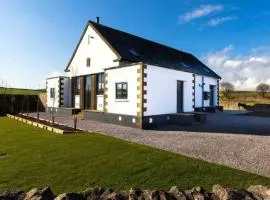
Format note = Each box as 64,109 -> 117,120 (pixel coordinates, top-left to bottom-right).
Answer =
0,185 -> 270,200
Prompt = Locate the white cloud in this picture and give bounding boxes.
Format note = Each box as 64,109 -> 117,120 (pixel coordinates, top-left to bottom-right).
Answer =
179,4 -> 223,23
208,16 -> 237,26
203,45 -> 270,90
204,44 -> 234,68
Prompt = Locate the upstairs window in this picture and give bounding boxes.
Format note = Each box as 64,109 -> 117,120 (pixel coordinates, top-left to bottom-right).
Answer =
88,35 -> 91,45
50,88 -> 55,99
115,82 -> 128,99
86,58 -> 91,67
88,35 -> 94,45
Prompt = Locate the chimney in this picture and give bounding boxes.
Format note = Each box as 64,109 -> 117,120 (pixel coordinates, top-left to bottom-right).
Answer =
96,17 -> 100,24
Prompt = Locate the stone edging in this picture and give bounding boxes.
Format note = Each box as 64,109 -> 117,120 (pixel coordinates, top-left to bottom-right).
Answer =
0,185 -> 270,200
6,114 -> 81,134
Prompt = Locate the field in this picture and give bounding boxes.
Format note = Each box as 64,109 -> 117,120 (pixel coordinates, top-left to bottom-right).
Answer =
0,87 -> 45,95
220,91 -> 270,110
0,117 -> 269,194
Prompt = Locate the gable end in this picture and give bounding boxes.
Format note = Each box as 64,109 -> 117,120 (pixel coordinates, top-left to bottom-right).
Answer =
64,21 -> 121,72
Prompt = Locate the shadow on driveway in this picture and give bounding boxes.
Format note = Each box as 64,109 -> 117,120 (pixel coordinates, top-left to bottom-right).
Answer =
154,111 -> 270,136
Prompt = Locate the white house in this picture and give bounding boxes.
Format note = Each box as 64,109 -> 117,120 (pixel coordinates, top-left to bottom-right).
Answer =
46,19 -> 221,128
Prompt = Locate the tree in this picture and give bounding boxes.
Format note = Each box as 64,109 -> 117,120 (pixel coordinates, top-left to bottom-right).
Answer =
220,82 -> 234,98
256,83 -> 270,97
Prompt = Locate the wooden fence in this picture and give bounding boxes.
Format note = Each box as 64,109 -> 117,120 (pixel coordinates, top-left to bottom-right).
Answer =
0,94 -> 45,115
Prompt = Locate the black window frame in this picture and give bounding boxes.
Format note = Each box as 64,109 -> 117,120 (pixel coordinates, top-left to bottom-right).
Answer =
115,82 -> 128,99
86,58 -> 91,67
97,73 -> 104,95
50,88 -> 55,99
74,77 -> 80,95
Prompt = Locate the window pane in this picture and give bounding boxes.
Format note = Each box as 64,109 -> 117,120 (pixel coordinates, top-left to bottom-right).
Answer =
50,88 -> 55,98
117,83 -> 122,89
115,82 -> 128,99
86,58 -> 91,67
97,73 -> 104,95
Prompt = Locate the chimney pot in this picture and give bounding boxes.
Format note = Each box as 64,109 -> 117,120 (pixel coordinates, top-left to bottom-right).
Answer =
96,17 -> 100,24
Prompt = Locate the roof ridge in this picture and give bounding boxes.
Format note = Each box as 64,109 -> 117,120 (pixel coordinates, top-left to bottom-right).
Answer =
88,20 -> 192,56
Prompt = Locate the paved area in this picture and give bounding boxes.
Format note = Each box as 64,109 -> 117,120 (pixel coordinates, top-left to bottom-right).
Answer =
29,111 -> 270,178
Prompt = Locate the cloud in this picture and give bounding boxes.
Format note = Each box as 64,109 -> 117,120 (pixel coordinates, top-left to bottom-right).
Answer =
251,46 -> 270,55
207,16 -> 237,26
203,45 -> 270,90
179,4 -> 223,23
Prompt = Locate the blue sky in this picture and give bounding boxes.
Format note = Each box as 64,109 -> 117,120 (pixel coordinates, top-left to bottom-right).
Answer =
1,0 -> 270,90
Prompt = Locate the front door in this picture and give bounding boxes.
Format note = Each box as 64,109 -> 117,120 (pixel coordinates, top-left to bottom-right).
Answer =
177,81 -> 184,113
209,85 -> 214,106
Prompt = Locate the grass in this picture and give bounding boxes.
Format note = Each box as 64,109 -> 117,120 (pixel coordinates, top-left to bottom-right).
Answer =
0,87 -> 45,95
220,91 -> 270,110
0,117 -> 269,194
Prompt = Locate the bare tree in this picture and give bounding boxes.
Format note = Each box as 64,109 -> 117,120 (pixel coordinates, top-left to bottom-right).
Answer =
256,83 -> 270,97
220,82 -> 234,98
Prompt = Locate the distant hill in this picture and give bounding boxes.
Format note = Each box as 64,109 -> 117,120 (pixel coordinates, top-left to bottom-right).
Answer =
0,87 -> 46,95
220,91 -> 270,110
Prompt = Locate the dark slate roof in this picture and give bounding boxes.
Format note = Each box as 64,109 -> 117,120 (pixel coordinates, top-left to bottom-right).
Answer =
67,20 -> 221,79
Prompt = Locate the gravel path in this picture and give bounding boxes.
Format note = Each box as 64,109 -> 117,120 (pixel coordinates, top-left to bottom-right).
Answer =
29,112 -> 270,178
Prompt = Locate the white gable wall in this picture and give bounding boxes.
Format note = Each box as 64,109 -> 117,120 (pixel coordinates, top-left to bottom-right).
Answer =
144,65 -> 194,116
106,65 -> 140,116
46,77 -> 60,108
67,24 -> 119,77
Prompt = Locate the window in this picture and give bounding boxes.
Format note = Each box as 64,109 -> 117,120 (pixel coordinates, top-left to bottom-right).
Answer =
86,58 -> 91,67
84,75 -> 92,109
88,35 -> 91,45
50,88 -> 55,98
88,35 -> 94,45
203,91 -> 210,100
74,77 -> 80,95
115,82 -> 128,99
97,73 -> 104,95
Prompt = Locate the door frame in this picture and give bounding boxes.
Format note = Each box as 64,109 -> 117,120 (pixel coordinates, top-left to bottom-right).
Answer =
209,85 -> 215,106
176,80 -> 184,113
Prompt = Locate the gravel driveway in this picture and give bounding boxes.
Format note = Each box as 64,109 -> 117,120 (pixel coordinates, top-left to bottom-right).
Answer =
29,111 -> 270,178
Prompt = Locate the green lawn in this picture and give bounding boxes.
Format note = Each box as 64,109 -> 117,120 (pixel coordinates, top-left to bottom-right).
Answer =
0,87 -> 45,95
0,117 -> 269,194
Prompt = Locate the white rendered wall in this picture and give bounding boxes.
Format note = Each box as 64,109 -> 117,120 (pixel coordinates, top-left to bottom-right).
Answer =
106,65 -> 140,116
204,76 -> 218,107
67,24 -> 119,77
194,75 -> 218,107
46,78 -> 60,108
144,65 -> 194,116
195,75 -> 203,108
96,95 -> 104,111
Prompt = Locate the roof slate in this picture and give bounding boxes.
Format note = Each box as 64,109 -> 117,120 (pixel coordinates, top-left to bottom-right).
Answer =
66,20 -> 221,79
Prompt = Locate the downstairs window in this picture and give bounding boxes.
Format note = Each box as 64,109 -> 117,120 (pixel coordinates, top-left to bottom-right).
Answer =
115,82 -> 128,99
50,88 -> 55,98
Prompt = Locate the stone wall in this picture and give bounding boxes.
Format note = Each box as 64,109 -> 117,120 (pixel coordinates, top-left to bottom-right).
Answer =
38,93 -> 47,109
0,185 -> 269,200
